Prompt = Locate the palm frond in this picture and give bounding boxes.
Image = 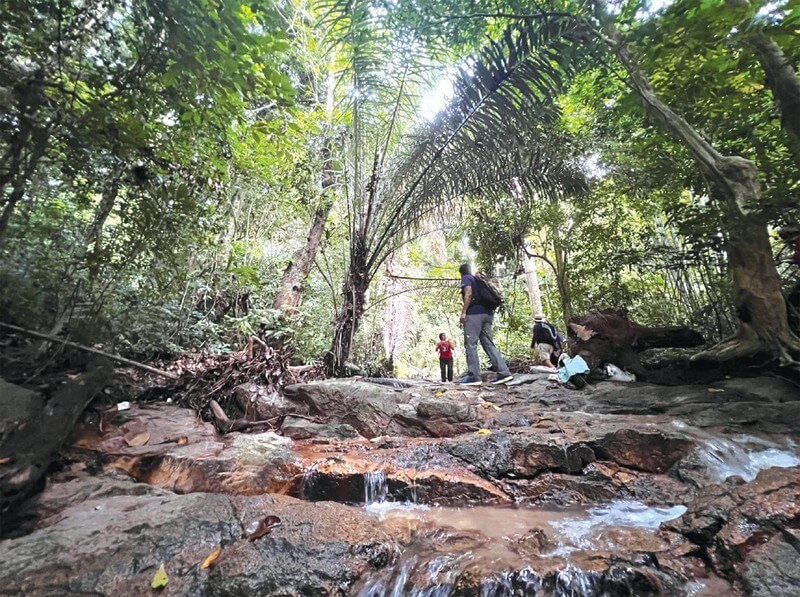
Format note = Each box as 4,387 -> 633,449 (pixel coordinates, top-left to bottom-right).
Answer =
367,14 -> 591,269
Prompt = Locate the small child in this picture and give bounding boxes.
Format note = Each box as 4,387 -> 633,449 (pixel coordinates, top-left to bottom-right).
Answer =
435,332 -> 454,382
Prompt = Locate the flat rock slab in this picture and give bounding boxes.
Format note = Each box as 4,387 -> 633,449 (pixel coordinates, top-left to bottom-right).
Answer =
1,475 -> 729,596
0,476 -> 400,596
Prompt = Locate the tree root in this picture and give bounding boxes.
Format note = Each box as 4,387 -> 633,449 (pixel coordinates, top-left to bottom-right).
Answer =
692,328 -> 800,371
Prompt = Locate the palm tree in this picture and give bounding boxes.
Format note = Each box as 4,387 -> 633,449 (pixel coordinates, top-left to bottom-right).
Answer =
320,2 -> 589,373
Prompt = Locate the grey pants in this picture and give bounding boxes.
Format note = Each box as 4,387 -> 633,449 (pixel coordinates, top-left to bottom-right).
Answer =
464,312 -> 511,378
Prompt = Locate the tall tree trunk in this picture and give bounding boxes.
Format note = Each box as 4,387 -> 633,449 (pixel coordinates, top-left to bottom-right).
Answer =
725,0 -> 800,151
329,250 -> 369,376
272,150 -> 336,310
84,173 -> 123,263
520,244 -> 543,316
553,239 -> 572,329
272,200 -> 334,310
0,127 -> 49,239
595,1 -> 800,365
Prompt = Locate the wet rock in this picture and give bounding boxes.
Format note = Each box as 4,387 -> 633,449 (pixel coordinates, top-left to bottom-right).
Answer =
70,405 -> 303,495
283,381 -> 409,438
591,428 -> 694,473
0,476 -> 401,596
234,382 -> 299,420
741,534 -> 800,596
666,466 -> 800,591
581,377 -> 800,432
281,415 -> 361,440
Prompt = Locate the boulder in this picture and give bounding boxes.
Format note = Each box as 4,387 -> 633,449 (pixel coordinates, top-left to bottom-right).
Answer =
281,416 -> 361,440
70,405 -> 303,495
664,466 -> 800,592
283,381 -> 408,438
234,382 -> 300,420
0,476 -> 401,595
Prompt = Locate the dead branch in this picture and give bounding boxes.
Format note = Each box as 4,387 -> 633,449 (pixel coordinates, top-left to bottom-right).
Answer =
0,321 -> 179,380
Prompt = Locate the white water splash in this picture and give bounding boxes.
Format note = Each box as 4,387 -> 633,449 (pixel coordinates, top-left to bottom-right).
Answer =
695,437 -> 800,482
550,500 -> 687,552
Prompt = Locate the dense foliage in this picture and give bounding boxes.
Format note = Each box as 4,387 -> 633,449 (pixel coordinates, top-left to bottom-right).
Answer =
1,0 -> 797,376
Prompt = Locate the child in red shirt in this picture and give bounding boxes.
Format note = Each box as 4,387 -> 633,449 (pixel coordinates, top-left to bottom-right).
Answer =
435,332 -> 454,382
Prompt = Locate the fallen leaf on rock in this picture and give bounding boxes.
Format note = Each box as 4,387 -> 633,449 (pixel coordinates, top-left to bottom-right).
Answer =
125,431 -> 151,447
200,545 -> 222,569
0,457 -> 11,465
434,391 -> 444,397
246,515 -> 282,542
481,402 -> 501,411
476,428 -> 492,435
177,436 -> 188,445
151,563 -> 169,590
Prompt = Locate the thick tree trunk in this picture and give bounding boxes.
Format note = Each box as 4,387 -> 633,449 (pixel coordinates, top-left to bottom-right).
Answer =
568,308 -> 705,374
596,2 -> 800,365
329,255 -> 369,376
0,127 -> 49,239
745,30 -> 800,150
273,149 -> 336,310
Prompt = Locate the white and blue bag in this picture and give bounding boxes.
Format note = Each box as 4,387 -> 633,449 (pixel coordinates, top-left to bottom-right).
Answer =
557,354 -> 590,384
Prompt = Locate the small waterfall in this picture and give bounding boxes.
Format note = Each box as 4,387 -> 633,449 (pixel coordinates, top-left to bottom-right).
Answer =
696,437 -> 800,482
554,565 -> 600,596
365,470 -> 389,505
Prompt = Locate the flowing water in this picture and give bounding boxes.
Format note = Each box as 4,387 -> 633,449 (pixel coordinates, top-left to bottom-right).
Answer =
355,495 -> 689,596
672,422 -> 800,482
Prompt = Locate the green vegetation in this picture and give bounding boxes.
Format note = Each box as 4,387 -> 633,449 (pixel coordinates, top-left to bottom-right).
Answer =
1,0 -> 798,376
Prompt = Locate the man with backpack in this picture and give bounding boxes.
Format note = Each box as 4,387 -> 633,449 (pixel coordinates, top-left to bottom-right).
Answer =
457,263 -> 513,385
531,314 -> 562,370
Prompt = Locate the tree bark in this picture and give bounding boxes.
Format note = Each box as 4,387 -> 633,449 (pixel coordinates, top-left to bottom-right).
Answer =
520,244 -> 544,316
724,0 -> 800,151
567,308 -> 705,374
84,173 -> 123,257
272,200 -> 333,310
744,30 -> 800,151
595,1 -> 800,366
0,127 -> 49,239
272,149 -> 336,310
328,253 -> 370,376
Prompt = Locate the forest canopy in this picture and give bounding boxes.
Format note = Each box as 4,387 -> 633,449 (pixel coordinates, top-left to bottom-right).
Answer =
1,0 -> 798,377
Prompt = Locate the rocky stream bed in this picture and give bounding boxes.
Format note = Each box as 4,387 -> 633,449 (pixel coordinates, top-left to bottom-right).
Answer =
2,373 -> 800,596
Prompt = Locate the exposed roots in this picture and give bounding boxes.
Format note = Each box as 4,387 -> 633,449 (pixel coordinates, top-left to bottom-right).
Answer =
692,327 -> 800,372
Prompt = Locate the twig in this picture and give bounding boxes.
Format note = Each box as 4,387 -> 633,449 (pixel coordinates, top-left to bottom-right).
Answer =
0,321 -> 178,380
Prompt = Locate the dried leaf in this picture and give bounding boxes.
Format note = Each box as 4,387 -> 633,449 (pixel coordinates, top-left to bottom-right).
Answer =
150,563 -> 168,590
200,545 -> 222,569
477,428 -> 492,435
176,436 -> 188,445
246,515 -> 282,542
0,456 -> 11,465
481,402 -> 501,411
125,431 -> 151,447
434,391 -> 444,397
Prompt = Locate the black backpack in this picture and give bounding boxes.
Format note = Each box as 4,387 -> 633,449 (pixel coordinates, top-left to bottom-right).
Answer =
473,274 -> 504,311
